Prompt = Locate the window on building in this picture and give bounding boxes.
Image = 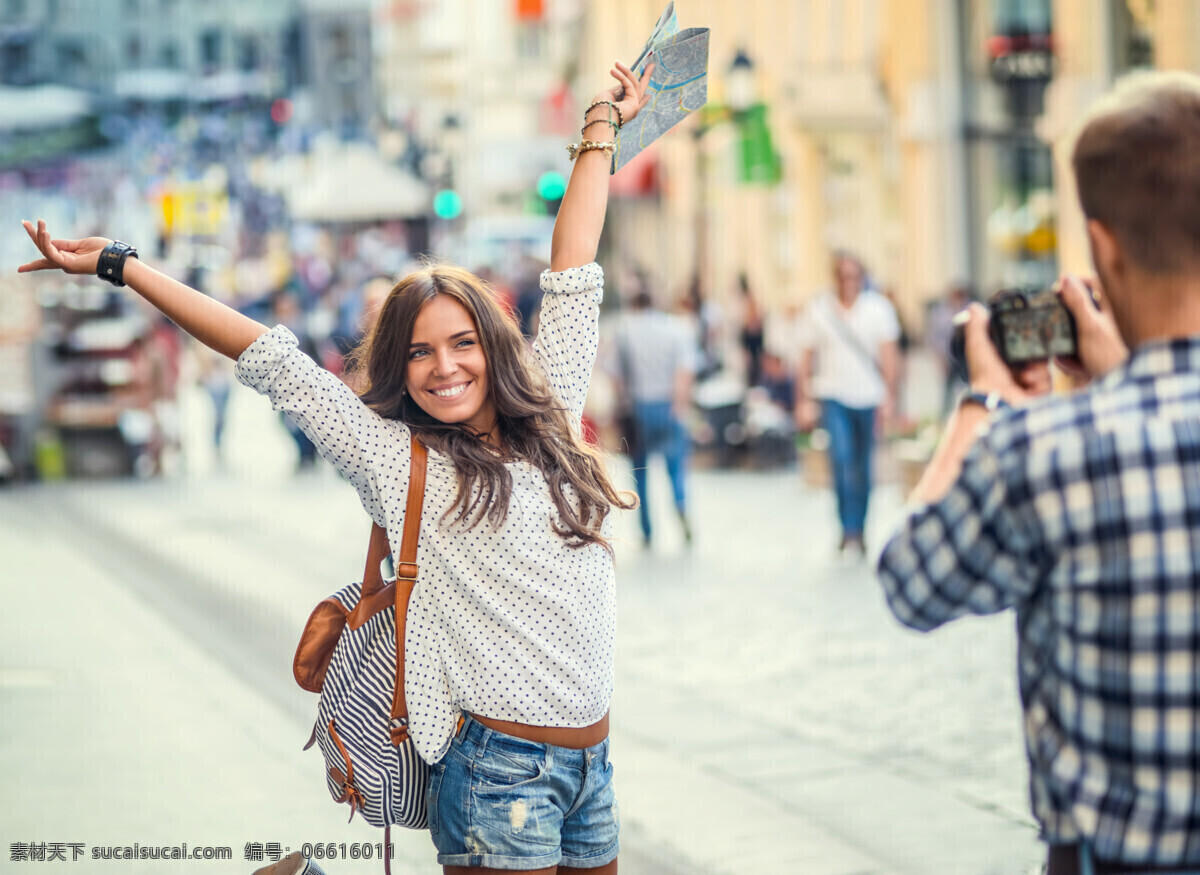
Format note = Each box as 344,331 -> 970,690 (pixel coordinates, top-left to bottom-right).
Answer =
1111,0 -> 1154,73
516,21 -> 545,61
5,0 -> 27,20
126,37 -> 142,65
200,30 -> 222,68
56,41 -> 87,81
331,25 -> 352,62
161,41 -> 180,68
1,42 -> 33,86
282,22 -> 305,88
238,36 -> 259,71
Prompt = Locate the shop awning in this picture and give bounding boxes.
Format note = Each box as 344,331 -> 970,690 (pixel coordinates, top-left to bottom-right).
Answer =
283,144 -> 430,223
0,85 -> 92,130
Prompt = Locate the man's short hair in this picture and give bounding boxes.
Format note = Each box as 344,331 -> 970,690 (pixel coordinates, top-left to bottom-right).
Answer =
1072,70 -> 1200,273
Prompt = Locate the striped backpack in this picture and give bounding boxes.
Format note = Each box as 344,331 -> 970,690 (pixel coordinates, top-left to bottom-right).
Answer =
292,436 -> 430,858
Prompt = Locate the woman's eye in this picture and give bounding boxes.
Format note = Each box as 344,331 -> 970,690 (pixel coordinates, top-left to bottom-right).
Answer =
456,339 -> 475,349
408,349 -> 427,360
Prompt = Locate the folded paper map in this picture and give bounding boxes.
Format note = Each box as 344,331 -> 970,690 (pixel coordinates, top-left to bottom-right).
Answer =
612,2 -> 710,174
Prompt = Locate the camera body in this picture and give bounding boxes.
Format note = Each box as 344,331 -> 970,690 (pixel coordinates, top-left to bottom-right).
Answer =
950,287 -> 1079,383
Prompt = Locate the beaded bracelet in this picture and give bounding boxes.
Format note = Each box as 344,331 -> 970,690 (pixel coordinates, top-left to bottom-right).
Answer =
585,99 -> 624,129
582,118 -> 620,137
567,139 -> 616,161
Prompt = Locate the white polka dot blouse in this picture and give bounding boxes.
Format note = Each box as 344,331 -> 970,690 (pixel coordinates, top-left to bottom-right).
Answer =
235,263 -> 614,764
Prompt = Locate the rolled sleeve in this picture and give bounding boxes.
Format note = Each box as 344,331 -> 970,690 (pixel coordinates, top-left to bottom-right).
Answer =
235,324 -> 404,527
877,430 -> 1044,631
532,263 -> 604,423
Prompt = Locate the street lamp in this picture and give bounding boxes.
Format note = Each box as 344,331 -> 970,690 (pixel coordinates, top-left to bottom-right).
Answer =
691,48 -> 766,303
726,49 -> 756,115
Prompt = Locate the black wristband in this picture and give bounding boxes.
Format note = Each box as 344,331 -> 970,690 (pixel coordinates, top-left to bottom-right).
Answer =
96,240 -> 139,287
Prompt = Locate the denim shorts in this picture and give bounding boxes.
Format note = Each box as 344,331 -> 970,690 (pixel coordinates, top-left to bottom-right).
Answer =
427,714 -> 620,870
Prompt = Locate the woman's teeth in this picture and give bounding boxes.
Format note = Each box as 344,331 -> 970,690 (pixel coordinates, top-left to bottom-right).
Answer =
433,384 -> 467,398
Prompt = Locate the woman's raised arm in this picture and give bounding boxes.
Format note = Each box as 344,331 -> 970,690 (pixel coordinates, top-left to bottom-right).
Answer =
550,60 -> 655,273
18,220 -> 266,360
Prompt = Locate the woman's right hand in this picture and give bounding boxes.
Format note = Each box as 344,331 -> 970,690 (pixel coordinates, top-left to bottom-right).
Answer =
589,60 -> 655,130
17,220 -> 112,277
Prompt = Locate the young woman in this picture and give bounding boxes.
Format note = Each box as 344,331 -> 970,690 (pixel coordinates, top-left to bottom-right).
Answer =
19,59 -> 654,875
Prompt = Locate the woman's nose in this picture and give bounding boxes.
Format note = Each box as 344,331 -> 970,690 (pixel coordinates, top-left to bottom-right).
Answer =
432,348 -> 457,376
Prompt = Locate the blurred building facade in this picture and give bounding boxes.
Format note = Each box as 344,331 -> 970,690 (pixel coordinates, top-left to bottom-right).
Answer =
1,0 -> 295,95
375,0 -> 584,268
3,0 -> 1195,326
576,0 -> 1186,333
0,0 -> 375,132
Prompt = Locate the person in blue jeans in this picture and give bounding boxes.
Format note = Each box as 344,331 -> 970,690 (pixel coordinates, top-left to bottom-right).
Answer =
612,284 -> 696,546
630,395 -> 691,544
796,252 -> 900,556
819,398 -> 877,549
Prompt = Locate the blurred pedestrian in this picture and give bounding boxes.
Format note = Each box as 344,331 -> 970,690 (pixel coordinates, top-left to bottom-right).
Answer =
19,56 -> 653,875
926,282 -> 972,414
882,285 -> 911,424
270,289 -> 320,472
737,273 -> 765,388
878,70 -> 1200,875
796,251 -> 900,557
195,343 -> 233,461
513,253 -> 547,340
611,276 -> 696,546
681,274 -> 723,382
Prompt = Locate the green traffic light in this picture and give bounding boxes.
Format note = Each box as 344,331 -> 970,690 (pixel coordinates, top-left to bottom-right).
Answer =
536,171 -> 567,202
433,189 -> 463,220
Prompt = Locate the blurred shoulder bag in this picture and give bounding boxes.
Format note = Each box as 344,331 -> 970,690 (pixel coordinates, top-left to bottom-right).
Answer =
292,435 -> 430,870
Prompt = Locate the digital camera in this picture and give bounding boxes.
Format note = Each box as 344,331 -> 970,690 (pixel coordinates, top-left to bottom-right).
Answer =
950,287 -> 1079,383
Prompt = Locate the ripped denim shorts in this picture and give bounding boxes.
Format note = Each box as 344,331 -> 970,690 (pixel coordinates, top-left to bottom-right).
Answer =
427,714 -> 620,870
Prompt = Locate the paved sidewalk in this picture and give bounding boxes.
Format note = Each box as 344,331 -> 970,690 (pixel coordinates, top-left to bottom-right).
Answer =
1,382 -> 1047,874
2,472 -> 897,875
0,488 -> 441,874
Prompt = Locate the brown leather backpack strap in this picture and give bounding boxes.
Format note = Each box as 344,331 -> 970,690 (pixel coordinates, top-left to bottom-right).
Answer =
396,437 -> 427,583
390,436 -> 427,744
360,522 -> 392,602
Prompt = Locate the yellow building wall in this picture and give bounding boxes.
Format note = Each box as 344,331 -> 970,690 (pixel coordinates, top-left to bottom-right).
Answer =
582,0 -> 926,319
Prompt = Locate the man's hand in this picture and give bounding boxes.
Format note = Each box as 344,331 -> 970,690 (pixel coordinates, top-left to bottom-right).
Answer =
1054,274 -> 1128,384
796,398 -> 821,433
876,395 -> 896,435
961,303 -> 1052,404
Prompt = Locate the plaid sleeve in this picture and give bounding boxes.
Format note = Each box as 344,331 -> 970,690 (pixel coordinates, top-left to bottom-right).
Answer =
877,421 -> 1047,631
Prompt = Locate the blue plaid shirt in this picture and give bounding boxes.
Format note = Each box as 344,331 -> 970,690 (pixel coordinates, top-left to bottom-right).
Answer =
878,338 -> 1200,865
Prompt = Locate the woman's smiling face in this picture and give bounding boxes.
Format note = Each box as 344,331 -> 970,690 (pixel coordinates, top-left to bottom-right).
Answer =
405,294 -> 496,436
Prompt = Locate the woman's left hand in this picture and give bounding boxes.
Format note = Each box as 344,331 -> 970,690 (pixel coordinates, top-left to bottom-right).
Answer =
591,59 -> 655,128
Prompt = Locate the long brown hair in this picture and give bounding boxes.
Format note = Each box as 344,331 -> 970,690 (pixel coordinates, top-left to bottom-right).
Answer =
348,263 -> 634,548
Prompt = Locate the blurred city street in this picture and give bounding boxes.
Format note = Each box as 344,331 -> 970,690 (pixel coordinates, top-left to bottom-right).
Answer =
2,381 -> 1044,874
5,1 -> 1186,872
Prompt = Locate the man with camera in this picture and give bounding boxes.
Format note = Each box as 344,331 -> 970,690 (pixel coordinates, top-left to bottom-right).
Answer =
877,71 -> 1200,874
